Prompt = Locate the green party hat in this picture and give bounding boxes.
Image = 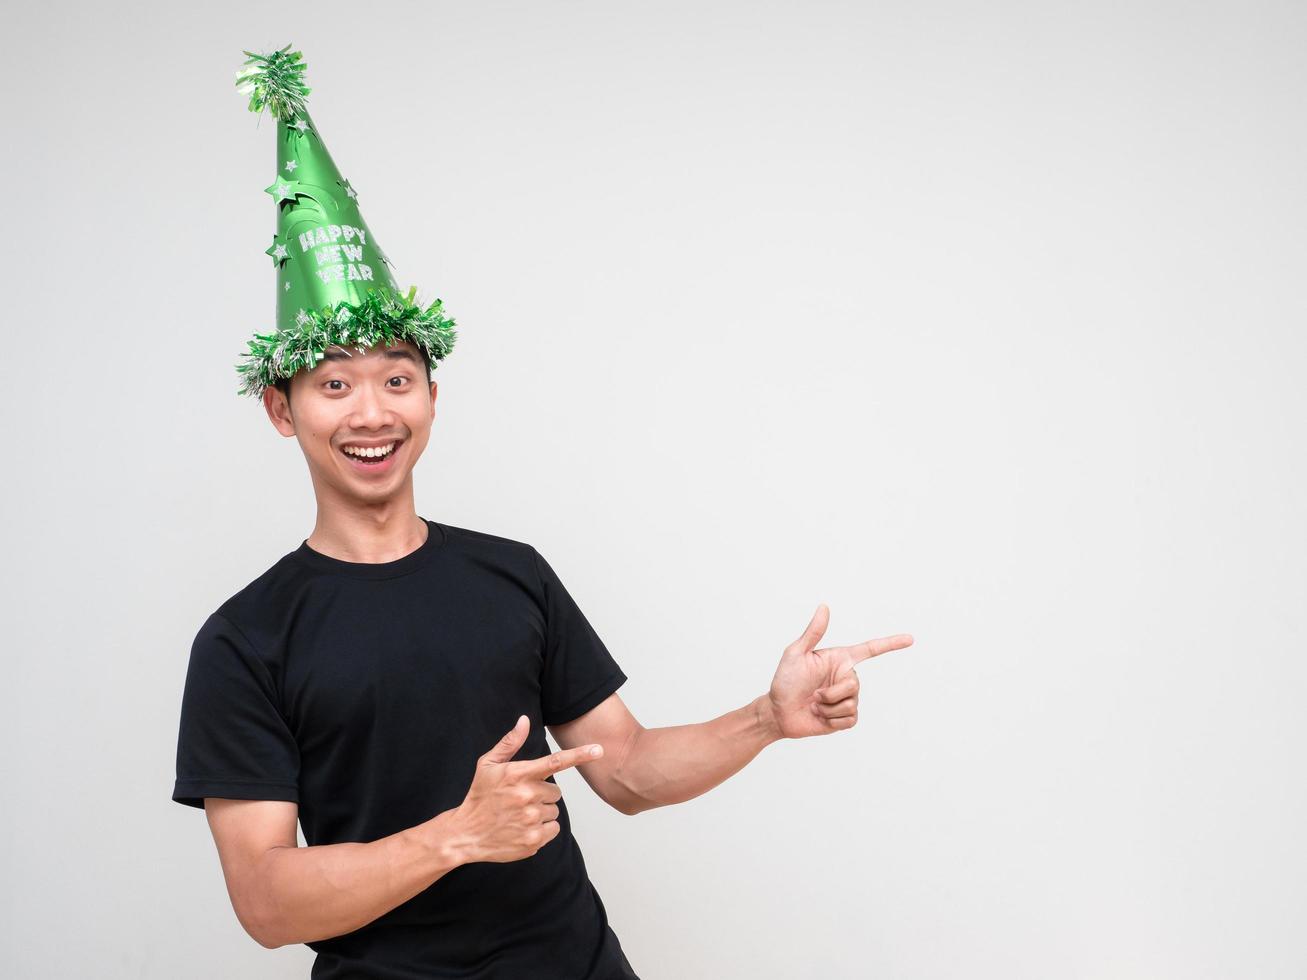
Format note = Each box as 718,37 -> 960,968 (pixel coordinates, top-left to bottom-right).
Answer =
233,46 -> 457,399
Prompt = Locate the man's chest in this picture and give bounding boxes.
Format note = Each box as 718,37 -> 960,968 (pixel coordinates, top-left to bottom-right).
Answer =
276,585 -> 546,751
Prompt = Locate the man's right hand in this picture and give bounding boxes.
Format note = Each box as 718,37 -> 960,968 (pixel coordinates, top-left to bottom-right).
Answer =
448,715 -> 604,865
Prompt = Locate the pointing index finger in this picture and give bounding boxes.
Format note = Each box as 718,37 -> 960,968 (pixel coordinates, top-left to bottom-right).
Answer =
850,633 -> 915,664
514,743 -> 604,781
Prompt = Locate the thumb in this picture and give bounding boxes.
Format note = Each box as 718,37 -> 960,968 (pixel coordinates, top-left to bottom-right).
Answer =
789,603 -> 829,655
483,714 -> 529,765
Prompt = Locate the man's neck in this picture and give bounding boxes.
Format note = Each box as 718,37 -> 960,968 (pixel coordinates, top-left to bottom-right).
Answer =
305,505 -> 429,564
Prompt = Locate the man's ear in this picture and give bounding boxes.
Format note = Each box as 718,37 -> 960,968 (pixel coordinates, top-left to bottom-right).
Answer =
429,380 -> 438,420
263,385 -> 296,437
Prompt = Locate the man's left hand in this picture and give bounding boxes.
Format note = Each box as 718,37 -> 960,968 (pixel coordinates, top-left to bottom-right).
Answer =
764,604 -> 913,740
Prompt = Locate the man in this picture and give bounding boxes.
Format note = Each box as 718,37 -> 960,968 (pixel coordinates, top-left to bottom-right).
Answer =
172,47 -> 913,979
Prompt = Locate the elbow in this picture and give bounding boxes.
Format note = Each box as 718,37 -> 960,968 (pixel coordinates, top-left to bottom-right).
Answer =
603,773 -> 648,816
612,794 -> 649,817
233,880 -> 293,950
236,846 -> 297,949
610,725 -> 652,816
245,895 -> 308,950
251,917 -> 299,951
254,922 -> 288,950
237,910 -> 280,950
236,900 -> 288,950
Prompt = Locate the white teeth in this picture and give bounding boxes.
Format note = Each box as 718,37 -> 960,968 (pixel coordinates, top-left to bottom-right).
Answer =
343,442 -> 396,458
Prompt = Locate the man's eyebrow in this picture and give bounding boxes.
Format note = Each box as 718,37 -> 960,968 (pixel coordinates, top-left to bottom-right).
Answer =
319,348 -> 421,365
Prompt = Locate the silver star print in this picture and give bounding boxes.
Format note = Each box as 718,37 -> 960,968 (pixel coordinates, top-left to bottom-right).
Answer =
284,160 -> 298,172
276,181 -> 292,197
272,244 -> 290,260
296,309 -> 310,326
293,119 -> 310,133
346,185 -> 358,200
284,282 -> 292,291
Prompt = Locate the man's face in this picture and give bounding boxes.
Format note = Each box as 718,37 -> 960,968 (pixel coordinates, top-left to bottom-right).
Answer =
263,340 -> 437,505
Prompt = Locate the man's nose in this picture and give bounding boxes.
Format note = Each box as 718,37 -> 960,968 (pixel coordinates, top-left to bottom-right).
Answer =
348,381 -> 392,427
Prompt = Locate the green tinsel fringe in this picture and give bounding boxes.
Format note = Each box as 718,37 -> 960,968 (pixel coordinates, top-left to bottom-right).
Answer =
236,288 -> 458,399
236,45 -> 311,123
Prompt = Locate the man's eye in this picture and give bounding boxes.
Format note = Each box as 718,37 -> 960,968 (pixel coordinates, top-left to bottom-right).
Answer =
388,376 -> 408,387
325,380 -> 345,391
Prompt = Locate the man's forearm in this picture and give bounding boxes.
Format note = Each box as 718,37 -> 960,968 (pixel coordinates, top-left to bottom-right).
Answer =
614,694 -> 784,815
250,809 -> 470,948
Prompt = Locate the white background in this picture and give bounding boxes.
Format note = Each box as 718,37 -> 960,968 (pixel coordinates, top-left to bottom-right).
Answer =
3,1 -> 1304,977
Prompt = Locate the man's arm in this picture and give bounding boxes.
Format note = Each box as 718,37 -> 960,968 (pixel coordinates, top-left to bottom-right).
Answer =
549,692 -> 783,816
549,607 -> 913,816
206,799 -> 467,949
204,731 -> 604,949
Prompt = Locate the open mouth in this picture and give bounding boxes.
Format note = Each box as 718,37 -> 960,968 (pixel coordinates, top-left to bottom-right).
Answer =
338,439 -> 404,471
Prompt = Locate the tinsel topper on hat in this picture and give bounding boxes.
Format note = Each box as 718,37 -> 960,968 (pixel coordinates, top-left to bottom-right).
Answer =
233,46 -> 457,398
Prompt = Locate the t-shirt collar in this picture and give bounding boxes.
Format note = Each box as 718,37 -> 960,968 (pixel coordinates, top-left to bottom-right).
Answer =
290,518 -> 446,579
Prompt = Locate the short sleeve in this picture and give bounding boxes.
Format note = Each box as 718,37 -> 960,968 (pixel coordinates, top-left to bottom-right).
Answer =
532,548 -> 628,727
171,612 -> 301,809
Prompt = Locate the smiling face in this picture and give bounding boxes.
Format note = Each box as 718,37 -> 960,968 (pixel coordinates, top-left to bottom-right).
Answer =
263,339 -> 437,509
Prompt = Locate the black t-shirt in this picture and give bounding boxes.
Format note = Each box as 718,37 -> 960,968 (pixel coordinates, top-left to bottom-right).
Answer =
172,519 -> 639,979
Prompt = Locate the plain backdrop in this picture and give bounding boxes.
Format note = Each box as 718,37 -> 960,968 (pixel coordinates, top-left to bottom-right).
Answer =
3,1 -> 1304,977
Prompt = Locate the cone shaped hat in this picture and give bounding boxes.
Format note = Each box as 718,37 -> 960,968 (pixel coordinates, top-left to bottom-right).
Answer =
233,46 -> 456,398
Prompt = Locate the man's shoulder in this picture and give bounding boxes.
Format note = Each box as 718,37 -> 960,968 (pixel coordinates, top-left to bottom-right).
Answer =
205,549 -> 306,635
439,521 -> 540,562
437,522 -> 556,599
